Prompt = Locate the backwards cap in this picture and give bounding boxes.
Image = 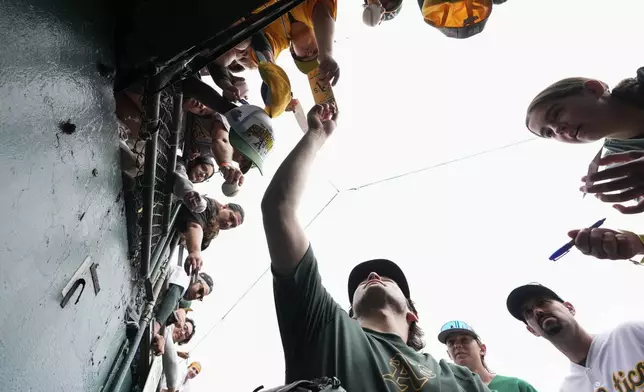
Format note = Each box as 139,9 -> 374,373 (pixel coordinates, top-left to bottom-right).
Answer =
259,62 -> 293,118
418,0 -> 493,39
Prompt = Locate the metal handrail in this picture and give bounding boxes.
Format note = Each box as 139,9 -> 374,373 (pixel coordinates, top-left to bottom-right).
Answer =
106,259 -> 171,392
140,82 -> 162,281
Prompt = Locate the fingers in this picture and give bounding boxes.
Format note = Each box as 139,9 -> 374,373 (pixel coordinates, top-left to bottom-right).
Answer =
581,176 -> 637,194
330,104 -> 339,121
597,150 -> 644,166
601,231 -> 619,258
573,228 -> 633,259
595,187 -> 644,203
331,68 -> 340,86
583,161 -> 638,183
233,169 -> 242,184
616,234 -> 633,258
613,202 -> 644,215
588,229 -> 607,259
310,104 -> 323,116
238,175 -> 245,186
567,229 -> 580,239
574,228 -> 591,255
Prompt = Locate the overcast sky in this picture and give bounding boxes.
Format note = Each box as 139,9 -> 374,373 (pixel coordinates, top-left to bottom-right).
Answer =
177,0 -> 644,390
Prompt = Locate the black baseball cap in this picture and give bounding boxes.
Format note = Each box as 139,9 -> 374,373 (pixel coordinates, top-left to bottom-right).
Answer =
506,283 -> 564,322
348,259 -> 410,304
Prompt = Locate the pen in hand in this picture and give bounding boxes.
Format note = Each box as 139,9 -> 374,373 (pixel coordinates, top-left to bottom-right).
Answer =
549,218 -> 606,261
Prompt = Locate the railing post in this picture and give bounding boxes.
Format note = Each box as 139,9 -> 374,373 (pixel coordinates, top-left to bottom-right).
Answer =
163,92 -> 183,234
140,79 -> 161,281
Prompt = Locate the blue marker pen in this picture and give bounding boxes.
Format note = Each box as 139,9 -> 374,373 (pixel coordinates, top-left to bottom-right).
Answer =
549,218 -> 606,261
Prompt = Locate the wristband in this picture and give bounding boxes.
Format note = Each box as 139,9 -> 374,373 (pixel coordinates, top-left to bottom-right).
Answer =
219,161 -> 240,170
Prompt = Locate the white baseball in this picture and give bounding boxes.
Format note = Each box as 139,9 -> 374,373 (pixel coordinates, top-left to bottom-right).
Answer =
362,4 -> 383,27
221,182 -> 240,197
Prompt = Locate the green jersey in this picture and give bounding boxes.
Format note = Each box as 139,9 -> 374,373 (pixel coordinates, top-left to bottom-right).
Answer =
273,245 -> 491,392
488,375 -> 538,392
603,137 -> 644,155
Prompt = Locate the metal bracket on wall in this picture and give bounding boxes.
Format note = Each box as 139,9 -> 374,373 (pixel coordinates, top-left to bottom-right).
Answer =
62,256 -> 92,298
60,279 -> 86,308
90,263 -> 101,295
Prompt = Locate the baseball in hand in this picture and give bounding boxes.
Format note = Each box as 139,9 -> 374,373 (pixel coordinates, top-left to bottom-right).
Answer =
221,182 -> 240,197
362,4 -> 384,27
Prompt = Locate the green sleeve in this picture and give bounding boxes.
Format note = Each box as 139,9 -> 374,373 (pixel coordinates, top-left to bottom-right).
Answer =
251,32 -> 271,54
154,284 -> 183,326
447,364 -> 492,392
520,380 -> 539,392
272,244 -> 341,366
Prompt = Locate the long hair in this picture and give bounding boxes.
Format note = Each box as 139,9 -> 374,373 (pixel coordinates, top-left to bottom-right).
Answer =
349,298 -> 425,351
201,198 -> 221,251
526,72 -> 644,129
475,338 -> 491,372
406,299 -> 425,351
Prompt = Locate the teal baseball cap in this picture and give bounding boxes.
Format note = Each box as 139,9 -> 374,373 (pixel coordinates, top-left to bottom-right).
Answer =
437,320 -> 479,344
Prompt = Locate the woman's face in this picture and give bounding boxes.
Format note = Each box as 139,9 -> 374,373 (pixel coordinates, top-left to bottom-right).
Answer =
183,99 -> 215,117
189,163 -> 214,183
445,333 -> 484,368
527,81 -> 613,144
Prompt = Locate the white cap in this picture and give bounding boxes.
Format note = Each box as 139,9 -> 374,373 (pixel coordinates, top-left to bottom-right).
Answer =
362,4 -> 384,27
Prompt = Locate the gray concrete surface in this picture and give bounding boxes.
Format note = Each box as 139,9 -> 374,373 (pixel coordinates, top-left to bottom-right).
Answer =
0,1 -> 136,391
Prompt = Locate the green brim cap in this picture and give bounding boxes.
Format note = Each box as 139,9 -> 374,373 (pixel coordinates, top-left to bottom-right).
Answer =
225,105 -> 276,175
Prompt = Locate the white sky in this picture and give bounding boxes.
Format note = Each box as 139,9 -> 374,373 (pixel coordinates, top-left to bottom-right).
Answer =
180,0 -> 644,390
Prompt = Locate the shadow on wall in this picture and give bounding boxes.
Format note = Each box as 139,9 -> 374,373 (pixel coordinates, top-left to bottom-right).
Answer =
0,1 -> 138,391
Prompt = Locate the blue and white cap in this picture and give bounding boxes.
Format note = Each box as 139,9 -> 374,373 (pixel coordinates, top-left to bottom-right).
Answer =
437,320 -> 478,344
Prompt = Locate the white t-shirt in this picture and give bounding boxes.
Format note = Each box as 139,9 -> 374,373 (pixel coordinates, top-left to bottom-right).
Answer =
167,265 -> 190,297
560,321 -> 644,392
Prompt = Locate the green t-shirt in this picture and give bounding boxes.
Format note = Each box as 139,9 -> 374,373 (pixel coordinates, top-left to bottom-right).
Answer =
603,137 -> 644,155
487,375 -> 538,392
273,245 -> 491,392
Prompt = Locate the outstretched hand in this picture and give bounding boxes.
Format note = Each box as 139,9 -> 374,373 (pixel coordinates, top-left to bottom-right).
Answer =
318,55 -> 340,86
567,227 -> 644,260
307,103 -> 339,137
581,150 -> 644,214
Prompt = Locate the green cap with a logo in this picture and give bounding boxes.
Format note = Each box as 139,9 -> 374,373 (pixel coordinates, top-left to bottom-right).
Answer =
224,105 -> 275,175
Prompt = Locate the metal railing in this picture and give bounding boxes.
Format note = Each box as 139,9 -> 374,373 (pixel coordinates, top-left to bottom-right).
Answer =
107,0 -> 317,389
115,0 -> 306,94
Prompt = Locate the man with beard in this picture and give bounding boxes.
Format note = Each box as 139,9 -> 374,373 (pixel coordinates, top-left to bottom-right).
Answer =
506,283 -> 644,392
261,103 -> 489,392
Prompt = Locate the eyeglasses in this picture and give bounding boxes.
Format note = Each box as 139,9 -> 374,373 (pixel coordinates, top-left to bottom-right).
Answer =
197,285 -> 205,301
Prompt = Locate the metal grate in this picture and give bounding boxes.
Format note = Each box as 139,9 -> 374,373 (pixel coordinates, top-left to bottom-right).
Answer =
124,87 -> 178,274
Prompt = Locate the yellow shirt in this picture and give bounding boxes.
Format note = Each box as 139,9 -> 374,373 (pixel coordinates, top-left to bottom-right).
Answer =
255,0 -> 338,60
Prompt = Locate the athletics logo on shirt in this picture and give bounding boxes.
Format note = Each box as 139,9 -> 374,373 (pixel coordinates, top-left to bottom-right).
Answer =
595,361 -> 644,392
382,353 -> 436,391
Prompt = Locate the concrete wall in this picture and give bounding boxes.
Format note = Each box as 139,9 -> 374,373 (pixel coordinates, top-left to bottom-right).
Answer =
0,1 -> 136,391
